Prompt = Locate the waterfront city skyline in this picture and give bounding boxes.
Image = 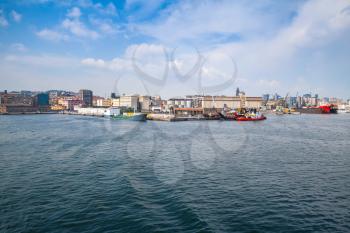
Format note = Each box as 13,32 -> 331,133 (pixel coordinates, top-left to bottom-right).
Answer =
1,2 -> 350,232
1,0 -> 350,99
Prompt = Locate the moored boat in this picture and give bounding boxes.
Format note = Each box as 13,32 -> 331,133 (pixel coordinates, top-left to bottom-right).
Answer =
235,115 -> 267,121
221,108 -> 266,121
220,112 -> 236,120
204,112 -> 221,120
297,104 -> 338,114
111,112 -> 147,121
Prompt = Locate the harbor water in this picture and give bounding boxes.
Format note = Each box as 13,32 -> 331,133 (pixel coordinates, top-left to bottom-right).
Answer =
0,114 -> 349,233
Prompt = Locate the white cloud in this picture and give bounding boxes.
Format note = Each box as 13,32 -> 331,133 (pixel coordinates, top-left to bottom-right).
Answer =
33,2 -> 117,42
67,7 -> 81,18
72,0 -> 117,15
62,18 -> 99,39
180,0 -> 350,96
81,43 -> 167,72
37,6 -> 100,41
101,2 -> 117,16
126,0 -> 165,21
80,43 -> 241,96
89,18 -> 118,34
135,1 -> 287,43
37,29 -> 69,41
274,0 -> 350,49
11,43 -> 28,52
11,10 -> 22,22
81,57 -> 131,72
81,58 -> 106,68
0,9 -> 9,27
6,0 -> 350,98
3,54 -> 78,67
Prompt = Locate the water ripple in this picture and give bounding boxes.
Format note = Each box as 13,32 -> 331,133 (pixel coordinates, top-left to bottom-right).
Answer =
0,114 -> 350,232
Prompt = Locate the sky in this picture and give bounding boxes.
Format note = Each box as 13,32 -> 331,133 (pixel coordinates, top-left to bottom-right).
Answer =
0,0 -> 350,99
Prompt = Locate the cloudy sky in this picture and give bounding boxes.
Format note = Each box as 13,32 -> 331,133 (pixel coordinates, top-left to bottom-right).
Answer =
0,0 -> 350,98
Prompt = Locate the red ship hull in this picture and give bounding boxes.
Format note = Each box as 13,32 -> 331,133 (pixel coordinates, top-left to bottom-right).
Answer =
235,116 -> 267,121
297,104 -> 338,114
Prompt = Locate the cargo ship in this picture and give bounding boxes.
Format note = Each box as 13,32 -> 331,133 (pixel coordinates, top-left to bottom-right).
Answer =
297,104 -> 338,114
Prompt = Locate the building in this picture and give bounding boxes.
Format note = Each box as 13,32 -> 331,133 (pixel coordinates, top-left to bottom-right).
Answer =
20,90 -> 33,97
289,97 -> 297,107
33,93 -> 50,112
96,98 -> 112,107
0,91 -> 33,105
0,105 -> 38,114
0,90 -> 38,114
166,98 -> 193,108
57,97 -> 82,111
79,89 -> 93,107
201,95 -> 262,112
35,93 -> 49,107
112,95 -> 139,110
138,96 -> 152,112
296,96 -> 303,108
93,96 -> 104,106
111,98 -> 120,107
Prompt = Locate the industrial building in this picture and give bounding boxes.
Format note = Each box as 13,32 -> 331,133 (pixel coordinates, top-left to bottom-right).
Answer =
200,96 -> 262,112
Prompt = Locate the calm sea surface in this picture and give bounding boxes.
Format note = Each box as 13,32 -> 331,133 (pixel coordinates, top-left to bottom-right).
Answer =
0,114 -> 350,233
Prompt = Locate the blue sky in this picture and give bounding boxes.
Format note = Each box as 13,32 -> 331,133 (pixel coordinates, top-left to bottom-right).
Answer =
0,0 -> 350,99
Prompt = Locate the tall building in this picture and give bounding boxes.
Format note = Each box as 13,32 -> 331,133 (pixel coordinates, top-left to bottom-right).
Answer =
235,87 -> 240,97
35,93 -> 49,107
79,89 -> 93,107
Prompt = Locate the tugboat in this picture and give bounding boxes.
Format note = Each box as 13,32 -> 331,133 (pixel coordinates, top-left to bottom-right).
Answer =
319,104 -> 338,114
233,108 -> 266,121
222,108 -> 266,121
234,113 -> 267,121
